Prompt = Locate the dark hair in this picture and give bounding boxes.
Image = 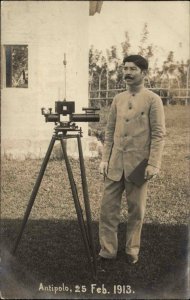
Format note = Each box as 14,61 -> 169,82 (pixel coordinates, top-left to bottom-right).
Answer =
123,55 -> 148,71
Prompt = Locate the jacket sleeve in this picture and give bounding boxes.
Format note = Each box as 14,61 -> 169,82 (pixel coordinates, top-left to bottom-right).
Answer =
102,97 -> 117,162
148,95 -> 166,169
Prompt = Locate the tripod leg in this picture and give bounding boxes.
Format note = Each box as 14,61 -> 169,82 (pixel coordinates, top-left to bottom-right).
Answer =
12,135 -> 56,254
77,135 -> 97,277
60,138 -> 95,277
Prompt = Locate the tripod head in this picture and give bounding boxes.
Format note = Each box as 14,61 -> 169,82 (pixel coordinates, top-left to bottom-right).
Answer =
41,100 -> 100,136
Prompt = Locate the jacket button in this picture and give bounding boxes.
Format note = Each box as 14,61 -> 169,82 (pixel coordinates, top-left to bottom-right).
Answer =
124,133 -> 127,137
126,119 -> 129,122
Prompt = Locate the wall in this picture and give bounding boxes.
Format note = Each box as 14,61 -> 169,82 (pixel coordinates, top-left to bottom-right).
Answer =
1,1 -> 92,159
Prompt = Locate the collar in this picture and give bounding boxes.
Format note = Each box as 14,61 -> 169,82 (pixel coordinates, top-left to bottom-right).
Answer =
127,83 -> 145,95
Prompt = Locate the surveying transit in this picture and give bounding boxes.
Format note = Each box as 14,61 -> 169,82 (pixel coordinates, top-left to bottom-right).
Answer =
12,54 -> 100,278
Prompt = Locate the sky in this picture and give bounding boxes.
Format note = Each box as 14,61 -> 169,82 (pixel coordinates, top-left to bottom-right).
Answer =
89,1 -> 189,68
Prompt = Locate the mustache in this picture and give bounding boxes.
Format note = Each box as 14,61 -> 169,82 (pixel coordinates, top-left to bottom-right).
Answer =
124,75 -> 134,79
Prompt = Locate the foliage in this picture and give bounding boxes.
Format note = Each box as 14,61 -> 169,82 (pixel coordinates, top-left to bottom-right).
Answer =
138,23 -> 154,60
11,45 -> 28,87
121,31 -> 131,57
89,23 -> 190,107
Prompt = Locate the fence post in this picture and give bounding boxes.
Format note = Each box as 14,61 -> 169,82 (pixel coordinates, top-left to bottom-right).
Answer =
106,69 -> 109,105
98,70 -> 103,99
166,88 -> 170,106
186,65 -> 190,105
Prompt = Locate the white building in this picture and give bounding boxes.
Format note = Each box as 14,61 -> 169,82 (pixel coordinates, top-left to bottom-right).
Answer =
1,1 -> 103,159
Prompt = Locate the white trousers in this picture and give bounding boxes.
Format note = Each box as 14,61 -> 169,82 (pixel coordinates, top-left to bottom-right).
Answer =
99,175 -> 148,258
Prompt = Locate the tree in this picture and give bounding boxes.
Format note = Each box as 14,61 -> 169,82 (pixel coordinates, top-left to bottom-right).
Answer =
89,45 -> 108,105
89,23 -> 188,103
121,31 -> 131,57
138,23 -> 154,61
167,51 -> 174,63
11,45 -> 28,87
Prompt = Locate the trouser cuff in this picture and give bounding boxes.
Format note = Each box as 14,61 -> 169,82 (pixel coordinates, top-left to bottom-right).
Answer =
99,250 -> 117,259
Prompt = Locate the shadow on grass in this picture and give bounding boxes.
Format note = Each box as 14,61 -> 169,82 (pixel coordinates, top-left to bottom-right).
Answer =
1,219 -> 189,299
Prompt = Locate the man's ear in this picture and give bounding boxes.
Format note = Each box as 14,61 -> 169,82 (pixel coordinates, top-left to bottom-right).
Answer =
142,70 -> 148,77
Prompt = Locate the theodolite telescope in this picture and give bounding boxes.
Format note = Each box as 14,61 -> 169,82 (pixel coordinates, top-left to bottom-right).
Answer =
41,100 -> 100,124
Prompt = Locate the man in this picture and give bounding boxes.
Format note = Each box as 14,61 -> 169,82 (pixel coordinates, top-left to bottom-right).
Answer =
98,54 -> 165,265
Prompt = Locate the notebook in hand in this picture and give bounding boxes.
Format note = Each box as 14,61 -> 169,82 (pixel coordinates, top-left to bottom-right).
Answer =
128,158 -> 148,187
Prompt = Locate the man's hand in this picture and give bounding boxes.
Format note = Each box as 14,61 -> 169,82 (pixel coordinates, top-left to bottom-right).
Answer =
99,161 -> 108,178
144,165 -> 159,180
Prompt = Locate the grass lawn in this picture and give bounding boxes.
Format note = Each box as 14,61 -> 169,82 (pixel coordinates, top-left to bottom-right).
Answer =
1,105 -> 189,299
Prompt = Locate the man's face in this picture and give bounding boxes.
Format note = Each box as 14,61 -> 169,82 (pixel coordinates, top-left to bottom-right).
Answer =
123,62 -> 146,86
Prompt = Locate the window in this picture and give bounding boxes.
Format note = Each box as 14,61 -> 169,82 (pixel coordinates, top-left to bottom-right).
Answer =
5,45 -> 28,88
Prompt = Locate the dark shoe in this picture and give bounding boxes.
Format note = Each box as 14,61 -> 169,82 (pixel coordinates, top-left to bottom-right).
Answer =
126,254 -> 138,265
97,255 -> 115,272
